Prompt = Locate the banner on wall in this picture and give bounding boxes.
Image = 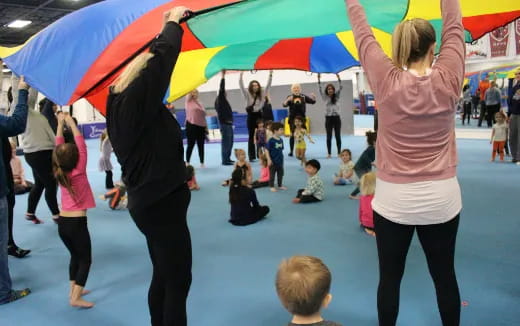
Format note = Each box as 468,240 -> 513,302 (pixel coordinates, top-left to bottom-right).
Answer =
490,25 -> 510,57
516,19 -> 520,55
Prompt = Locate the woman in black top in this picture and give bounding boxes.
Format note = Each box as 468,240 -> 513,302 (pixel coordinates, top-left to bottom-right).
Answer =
106,7 -> 192,326
282,84 -> 316,156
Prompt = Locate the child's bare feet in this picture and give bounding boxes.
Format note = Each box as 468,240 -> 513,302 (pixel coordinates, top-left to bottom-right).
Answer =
364,228 -> 376,236
292,198 -> 301,203
279,186 -> 288,190
70,297 -> 95,309
349,194 -> 359,200
270,187 -> 277,192
326,154 -> 331,159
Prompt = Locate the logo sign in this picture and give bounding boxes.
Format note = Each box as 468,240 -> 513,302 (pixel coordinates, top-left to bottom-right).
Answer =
490,25 -> 509,57
516,19 -> 520,56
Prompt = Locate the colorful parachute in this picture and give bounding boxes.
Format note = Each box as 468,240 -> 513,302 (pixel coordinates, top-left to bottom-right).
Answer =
1,0 -> 519,115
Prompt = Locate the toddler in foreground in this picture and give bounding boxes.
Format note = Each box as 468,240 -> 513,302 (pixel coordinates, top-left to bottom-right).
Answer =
276,256 -> 341,326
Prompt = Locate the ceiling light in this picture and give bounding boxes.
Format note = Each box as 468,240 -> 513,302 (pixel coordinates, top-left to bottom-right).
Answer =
7,20 -> 32,28
2,69 -> 11,73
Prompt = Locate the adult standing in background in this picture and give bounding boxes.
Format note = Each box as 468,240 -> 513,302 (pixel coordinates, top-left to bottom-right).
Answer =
318,73 -> 343,158
0,77 -> 31,304
508,70 -> 520,164
215,70 -> 234,166
477,74 -> 491,127
347,0 -> 464,324
22,93 -> 60,224
240,70 -> 273,161
185,89 -> 207,168
106,7 -> 192,326
283,84 -> 316,157
484,81 -> 502,126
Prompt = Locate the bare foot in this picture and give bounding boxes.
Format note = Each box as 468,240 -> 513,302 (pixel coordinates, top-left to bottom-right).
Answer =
279,186 -> 288,190
364,228 -> 376,237
270,187 -> 277,192
292,198 -> 300,203
326,155 -> 331,159
70,297 -> 95,309
200,164 -> 206,168
349,194 -> 359,200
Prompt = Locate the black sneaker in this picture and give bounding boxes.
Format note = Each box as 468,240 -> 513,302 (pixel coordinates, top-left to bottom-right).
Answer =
8,246 -> 31,258
25,215 -> 43,224
513,159 -> 518,163
1,289 -> 31,305
288,153 -> 293,157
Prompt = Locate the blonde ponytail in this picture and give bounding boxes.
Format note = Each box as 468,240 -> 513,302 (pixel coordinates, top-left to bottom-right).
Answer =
392,19 -> 436,69
112,52 -> 155,94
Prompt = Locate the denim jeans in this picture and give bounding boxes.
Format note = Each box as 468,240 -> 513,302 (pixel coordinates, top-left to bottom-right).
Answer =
0,196 -> 13,303
220,123 -> 234,164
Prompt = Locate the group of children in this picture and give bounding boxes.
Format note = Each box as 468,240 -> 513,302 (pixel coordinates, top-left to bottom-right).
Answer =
219,121 -> 378,235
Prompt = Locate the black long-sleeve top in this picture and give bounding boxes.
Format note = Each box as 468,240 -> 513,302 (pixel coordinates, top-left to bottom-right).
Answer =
215,77 -> 233,124
229,186 -> 260,222
508,81 -> 520,116
41,99 -> 57,134
106,22 -> 186,210
283,94 -> 316,119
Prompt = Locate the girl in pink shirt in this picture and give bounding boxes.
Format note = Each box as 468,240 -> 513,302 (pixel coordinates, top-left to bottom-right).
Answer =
251,151 -> 270,188
53,113 -> 96,309
359,172 -> 375,236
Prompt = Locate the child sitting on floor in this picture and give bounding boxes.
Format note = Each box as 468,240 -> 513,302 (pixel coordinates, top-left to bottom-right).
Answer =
251,150 -> 270,189
333,149 -> 354,185
349,131 -> 376,199
292,159 -> 324,204
101,183 -> 128,210
229,168 -> 269,226
276,255 -> 341,326
186,164 -> 200,190
359,172 -> 376,236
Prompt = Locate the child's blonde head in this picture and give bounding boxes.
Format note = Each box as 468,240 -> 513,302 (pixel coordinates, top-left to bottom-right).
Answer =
360,172 -> 376,196
276,256 -> 332,316
234,148 -> 246,161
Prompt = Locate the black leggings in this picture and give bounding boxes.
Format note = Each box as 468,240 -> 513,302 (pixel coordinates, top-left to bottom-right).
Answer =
325,116 -> 342,155
251,180 -> 269,189
186,122 -> 205,164
129,184 -> 192,326
229,205 -> 269,226
296,189 -> 320,203
105,171 -> 114,189
58,216 -> 92,287
462,102 -> 471,125
247,112 -> 262,160
25,150 -> 59,216
374,212 -> 460,326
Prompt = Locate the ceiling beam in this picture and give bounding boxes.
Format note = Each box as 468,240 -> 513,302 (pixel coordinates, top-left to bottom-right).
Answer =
0,3 -> 73,13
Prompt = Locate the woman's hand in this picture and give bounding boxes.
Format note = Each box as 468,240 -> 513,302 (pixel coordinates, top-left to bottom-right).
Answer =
164,6 -> 190,25
57,112 -> 65,125
18,76 -> 29,90
64,113 -> 75,126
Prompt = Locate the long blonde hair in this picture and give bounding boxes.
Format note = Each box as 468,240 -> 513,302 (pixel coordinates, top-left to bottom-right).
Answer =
112,52 -> 155,94
392,19 -> 436,69
360,172 -> 376,196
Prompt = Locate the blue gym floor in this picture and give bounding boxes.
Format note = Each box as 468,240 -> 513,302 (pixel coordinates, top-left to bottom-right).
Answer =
1,126 -> 519,325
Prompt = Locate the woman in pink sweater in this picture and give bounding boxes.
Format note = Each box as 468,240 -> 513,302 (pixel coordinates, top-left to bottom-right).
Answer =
346,0 -> 464,324
185,89 -> 207,167
53,113 -> 96,308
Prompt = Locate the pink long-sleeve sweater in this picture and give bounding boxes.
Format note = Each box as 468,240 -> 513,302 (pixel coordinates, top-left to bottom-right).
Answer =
185,94 -> 207,127
346,0 -> 465,183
